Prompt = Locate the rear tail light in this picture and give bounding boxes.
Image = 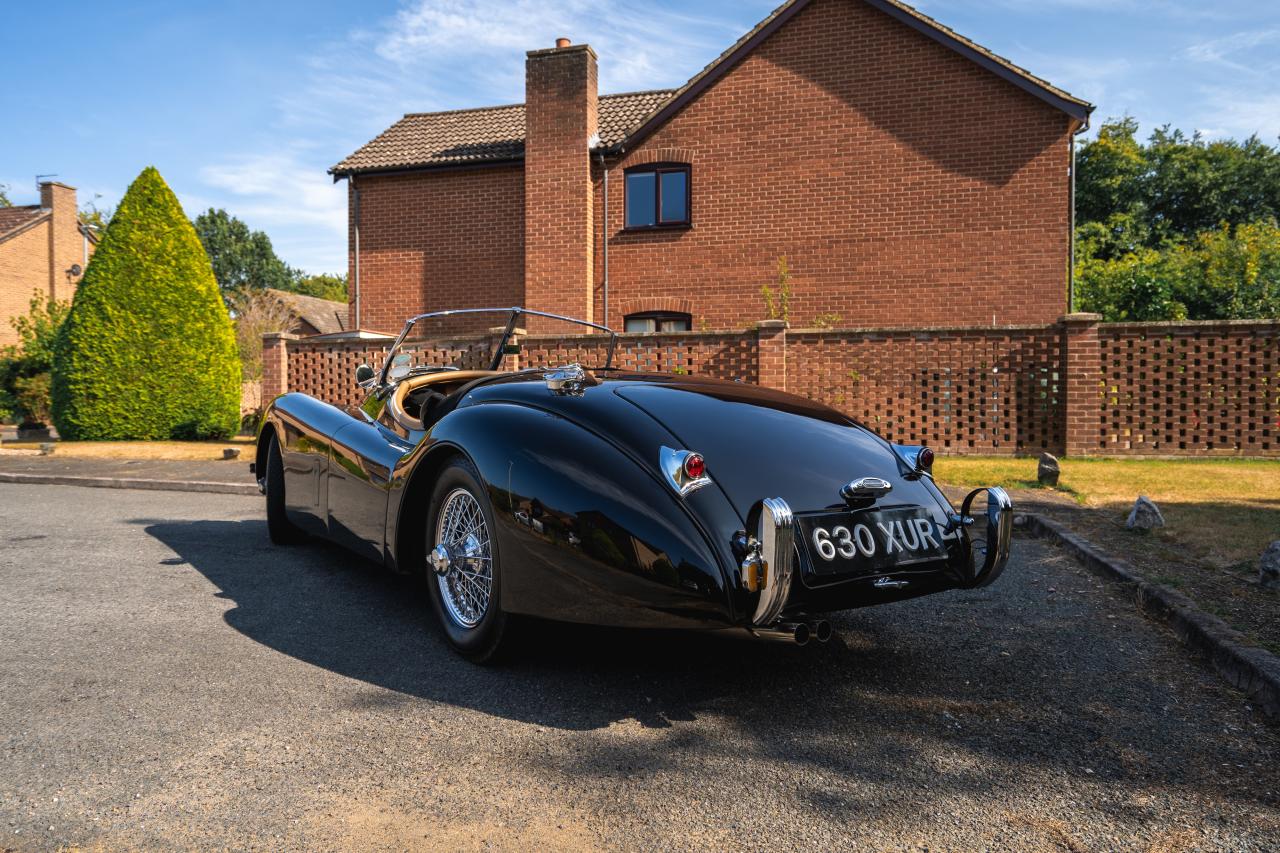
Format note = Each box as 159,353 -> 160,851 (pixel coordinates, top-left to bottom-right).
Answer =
683,453 -> 705,480
892,443 -> 934,477
659,446 -> 712,497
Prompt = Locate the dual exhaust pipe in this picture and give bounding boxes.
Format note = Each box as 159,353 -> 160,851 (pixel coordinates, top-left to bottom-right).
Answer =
752,617 -> 833,647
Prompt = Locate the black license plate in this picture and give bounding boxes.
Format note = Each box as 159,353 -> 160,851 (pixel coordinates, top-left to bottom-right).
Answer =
797,506 -> 949,577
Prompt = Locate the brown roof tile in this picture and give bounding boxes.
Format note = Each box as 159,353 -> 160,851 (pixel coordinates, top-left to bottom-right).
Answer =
0,206 -> 48,243
266,288 -> 349,336
331,90 -> 674,175
331,0 -> 1091,178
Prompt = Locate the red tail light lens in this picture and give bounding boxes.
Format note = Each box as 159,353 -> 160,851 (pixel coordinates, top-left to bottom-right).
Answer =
917,447 -> 935,472
683,453 -> 706,480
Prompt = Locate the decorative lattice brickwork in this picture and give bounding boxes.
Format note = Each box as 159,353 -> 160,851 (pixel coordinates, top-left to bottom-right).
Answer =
786,326 -> 1064,454
273,320 -> 1280,457
1098,321 -> 1280,456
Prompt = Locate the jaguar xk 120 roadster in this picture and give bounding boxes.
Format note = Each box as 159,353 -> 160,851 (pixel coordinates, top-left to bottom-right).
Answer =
255,308 -> 1012,661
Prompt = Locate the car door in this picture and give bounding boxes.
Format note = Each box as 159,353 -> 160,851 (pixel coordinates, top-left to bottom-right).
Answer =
326,391 -> 417,564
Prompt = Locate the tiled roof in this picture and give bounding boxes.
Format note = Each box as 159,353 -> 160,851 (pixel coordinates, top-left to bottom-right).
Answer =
331,90 -> 674,175
266,288 -> 349,336
0,206 -> 48,243
331,0 -> 1091,177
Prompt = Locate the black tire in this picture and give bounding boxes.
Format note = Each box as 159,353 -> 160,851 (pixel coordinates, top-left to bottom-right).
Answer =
265,433 -> 305,545
425,457 -> 509,664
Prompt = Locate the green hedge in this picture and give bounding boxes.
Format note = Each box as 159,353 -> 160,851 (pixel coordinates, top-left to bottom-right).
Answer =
51,167 -> 241,440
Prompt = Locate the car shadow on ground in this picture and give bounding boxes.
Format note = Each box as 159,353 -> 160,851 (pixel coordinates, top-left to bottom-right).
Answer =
137,516 -> 1277,815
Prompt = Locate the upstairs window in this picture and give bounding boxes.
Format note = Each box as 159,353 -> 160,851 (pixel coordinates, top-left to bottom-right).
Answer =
624,164 -> 690,229
624,311 -> 692,333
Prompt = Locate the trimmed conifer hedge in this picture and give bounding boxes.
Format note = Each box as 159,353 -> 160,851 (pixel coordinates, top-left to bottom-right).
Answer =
51,167 -> 241,440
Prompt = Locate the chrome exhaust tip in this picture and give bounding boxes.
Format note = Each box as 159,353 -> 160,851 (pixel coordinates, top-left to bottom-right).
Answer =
810,619 -> 832,643
752,621 -> 811,646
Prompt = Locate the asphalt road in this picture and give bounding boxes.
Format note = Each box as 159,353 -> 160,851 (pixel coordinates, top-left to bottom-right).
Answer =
1,483 -> 1277,852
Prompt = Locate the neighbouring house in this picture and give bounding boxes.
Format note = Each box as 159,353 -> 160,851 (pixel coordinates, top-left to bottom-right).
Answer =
265,288 -> 350,337
0,182 -> 97,346
331,0 -> 1093,335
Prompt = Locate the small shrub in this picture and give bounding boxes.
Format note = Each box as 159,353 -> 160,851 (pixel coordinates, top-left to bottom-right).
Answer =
0,291 -> 69,426
761,255 -> 792,322
13,373 -> 52,427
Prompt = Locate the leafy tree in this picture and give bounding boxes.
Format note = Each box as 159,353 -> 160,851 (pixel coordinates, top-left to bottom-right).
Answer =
1077,119 -> 1280,246
78,193 -> 114,232
52,167 -> 241,439
291,272 -> 348,303
0,292 -> 70,426
230,288 -> 297,381
0,184 -> 11,207
1074,119 -> 1280,320
193,208 -> 294,295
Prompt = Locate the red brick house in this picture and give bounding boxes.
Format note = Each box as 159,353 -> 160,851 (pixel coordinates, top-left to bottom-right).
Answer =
0,182 -> 96,347
331,0 -> 1092,335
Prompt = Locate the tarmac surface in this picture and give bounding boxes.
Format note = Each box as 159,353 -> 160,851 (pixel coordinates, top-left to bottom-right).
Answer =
1,482 -> 1277,851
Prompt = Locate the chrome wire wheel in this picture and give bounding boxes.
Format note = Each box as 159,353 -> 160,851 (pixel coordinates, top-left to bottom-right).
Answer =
433,487 -> 493,628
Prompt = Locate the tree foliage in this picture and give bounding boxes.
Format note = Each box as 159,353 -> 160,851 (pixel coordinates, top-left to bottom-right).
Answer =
0,292 -> 70,426
292,272 -> 348,303
1075,119 -> 1280,320
193,208 -> 294,294
0,184 -> 11,207
52,167 -> 241,439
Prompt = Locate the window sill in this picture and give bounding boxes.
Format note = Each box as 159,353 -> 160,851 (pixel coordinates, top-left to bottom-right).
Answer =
621,222 -> 692,233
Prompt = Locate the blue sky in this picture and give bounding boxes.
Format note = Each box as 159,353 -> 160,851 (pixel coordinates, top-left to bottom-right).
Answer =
3,0 -> 1277,274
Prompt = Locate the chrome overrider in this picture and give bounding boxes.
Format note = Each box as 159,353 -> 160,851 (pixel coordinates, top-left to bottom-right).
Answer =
741,497 -> 800,635
959,485 -> 1014,587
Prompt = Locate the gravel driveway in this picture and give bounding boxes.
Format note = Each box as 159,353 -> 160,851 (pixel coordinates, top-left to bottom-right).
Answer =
1,483 -> 1277,851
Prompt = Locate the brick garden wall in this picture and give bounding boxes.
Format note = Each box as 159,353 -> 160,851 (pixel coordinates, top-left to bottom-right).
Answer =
263,317 -> 1280,457
787,324 -> 1064,454
1098,321 -> 1280,455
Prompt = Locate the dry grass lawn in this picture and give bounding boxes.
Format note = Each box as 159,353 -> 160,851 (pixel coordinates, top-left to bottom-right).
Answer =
0,435 -> 254,461
937,456 -> 1280,568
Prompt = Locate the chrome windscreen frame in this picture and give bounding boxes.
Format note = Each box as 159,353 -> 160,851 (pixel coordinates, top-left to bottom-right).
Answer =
378,307 -> 618,385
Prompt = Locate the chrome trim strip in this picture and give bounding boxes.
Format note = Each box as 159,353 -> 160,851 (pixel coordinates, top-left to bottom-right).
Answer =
960,486 -> 1013,587
749,497 -> 795,626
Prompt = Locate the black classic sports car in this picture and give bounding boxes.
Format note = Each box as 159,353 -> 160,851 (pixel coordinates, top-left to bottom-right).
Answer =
255,308 -> 1012,661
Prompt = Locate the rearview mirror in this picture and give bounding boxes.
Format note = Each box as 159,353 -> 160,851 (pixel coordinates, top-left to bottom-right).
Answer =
355,364 -> 376,386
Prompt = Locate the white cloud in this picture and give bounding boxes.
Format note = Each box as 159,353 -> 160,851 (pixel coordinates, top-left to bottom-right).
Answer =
1184,29 -> 1280,73
197,0 -> 767,272
1195,90 -> 1280,141
196,150 -> 348,272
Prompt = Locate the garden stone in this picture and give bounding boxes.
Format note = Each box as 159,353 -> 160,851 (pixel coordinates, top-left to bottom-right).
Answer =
223,448 -> 241,460
1261,542 -> 1280,590
1037,452 -> 1060,486
1126,496 -> 1165,531
38,443 -> 55,456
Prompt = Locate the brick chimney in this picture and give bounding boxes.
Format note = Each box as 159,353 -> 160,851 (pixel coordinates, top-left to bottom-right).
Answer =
524,39 -> 598,324
40,181 -> 82,301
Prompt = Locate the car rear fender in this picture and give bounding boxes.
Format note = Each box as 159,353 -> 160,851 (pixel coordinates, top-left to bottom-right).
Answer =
388,401 -> 740,629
